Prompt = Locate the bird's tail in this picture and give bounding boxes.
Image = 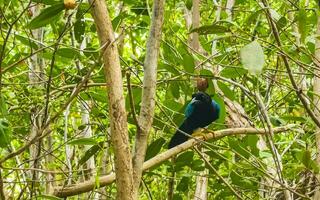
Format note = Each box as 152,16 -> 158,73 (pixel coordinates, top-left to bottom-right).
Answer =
168,120 -> 194,149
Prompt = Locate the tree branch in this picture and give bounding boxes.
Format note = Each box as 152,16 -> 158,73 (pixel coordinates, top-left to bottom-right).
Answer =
88,0 -> 134,199
132,0 -> 165,197
53,124 -> 296,197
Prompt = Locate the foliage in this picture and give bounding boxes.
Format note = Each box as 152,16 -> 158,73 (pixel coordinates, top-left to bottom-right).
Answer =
0,0 -> 319,199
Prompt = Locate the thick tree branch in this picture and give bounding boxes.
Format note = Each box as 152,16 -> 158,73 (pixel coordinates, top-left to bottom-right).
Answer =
88,0 -> 133,199
132,0 -> 165,197
53,125 -> 296,197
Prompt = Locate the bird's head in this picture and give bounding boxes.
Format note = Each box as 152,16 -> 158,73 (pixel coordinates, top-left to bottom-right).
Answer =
191,92 -> 211,104
196,78 -> 209,92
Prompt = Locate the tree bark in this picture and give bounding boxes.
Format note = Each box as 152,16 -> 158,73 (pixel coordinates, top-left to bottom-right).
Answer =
193,149 -> 208,200
190,0 -> 200,52
88,0 -> 134,199
132,0 -> 165,198
313,11 -> 320,200
28,4 -> 45,197
53,125 -> 295,197
80,100 -> 96,178
225,0 -> 235,21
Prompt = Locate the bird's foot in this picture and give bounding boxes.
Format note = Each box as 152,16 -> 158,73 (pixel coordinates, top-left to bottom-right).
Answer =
192,128 -> 206,138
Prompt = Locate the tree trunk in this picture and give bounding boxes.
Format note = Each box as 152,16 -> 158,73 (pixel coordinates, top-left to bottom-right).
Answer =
28,4 -> 45,197
88,0 -> 134,199
132,0 -> 165,198
313,11 -> 320,200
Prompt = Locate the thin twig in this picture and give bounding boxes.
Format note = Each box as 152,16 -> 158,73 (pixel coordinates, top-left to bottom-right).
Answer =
126,72 -> 139,129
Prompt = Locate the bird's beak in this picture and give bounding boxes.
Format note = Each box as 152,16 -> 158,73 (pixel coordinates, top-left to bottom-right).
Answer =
191,98 -> 200,104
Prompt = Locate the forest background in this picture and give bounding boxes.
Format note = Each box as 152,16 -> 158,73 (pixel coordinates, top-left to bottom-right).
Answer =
0,0 -> 320,199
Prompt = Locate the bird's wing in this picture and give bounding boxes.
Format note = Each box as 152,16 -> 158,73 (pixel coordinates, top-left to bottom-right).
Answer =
212,100 -> 221,120
185,98 -> 199,118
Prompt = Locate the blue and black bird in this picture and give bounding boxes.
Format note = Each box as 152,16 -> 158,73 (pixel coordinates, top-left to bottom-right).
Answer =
168,91 -> 220,148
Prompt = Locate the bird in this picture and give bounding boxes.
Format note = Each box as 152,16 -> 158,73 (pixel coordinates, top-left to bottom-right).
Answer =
168,91 -> 220,148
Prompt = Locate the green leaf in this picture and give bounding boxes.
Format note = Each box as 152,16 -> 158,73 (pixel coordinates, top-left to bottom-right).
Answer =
297,149 -> 319,172
90,90 -> 107,103
159,63 -> 180,75
230,170 -> 257,189
173,194 -> 183,200
228,138 -> 250,159
230,170 -> 242,186
297,9 -> 307,43
163,99 -> 183,112
126,87 -> 142,112
301,150 -> 312,169
180,53 -> 195,73
217,81 -> 235,101
56,48 -> 79,59
276,16 -> 287,30
190,24 -> 230,35
74,10 -> 86,43
162,42 -> 180,65
260,151 -> 272,159
32,0 -> 60,5
27,3 -> 65,29
177,176 -> 190,192
0,119 -> 11,147
34,195 -> 62,200
282,115 -> 306,122
0,95 -> 8,117
112,13 -> 126,31
68,138 -> 98,145
15,35 -> 38,49
83,47 -> 99,60
200,69 -> 213,76
185,0 -> 192,10
240,40 -> 265,75
220,67 -> 247,78
190,159 -> 205,171
270,116 -> 285,126
211,95 -> 226,129
169,83 -> 180,99
145,138 -> 166,160
78,124 -> 87,130
130,3 -> 148,16
175,151 -> 194,170
245,135 -> 259,157
246,9 -> 262,25
78,143 -> 103,166
122,0 -> 135,5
